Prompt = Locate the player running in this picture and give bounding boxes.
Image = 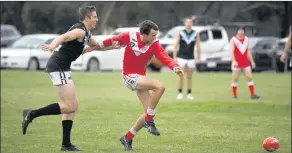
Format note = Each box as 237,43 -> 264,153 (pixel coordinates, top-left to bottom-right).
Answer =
84,20 -> 184,151
230,27 -> 260,99
21,6 -> 119,151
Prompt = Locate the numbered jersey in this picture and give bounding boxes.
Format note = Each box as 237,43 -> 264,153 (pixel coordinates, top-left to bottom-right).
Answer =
46,22 -> 91,72
232,36 -> 250,67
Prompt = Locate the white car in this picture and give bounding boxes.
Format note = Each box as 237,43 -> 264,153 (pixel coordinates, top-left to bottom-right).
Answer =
71,35 -> 124,72
1,34 -> 59,70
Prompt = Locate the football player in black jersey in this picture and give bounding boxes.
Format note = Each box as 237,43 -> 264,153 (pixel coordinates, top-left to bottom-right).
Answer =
22,6 -> 120,151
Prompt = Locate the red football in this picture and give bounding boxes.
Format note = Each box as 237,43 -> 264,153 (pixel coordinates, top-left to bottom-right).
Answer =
262,137 -> 280,152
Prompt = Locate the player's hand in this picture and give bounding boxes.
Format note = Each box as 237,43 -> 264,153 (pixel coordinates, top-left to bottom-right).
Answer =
41,44 -> 55,55
175,67 -> 184,80
251,61 -> 256,69
82,46 -> 94,55
280,53 -> 286,63
195,58 -> 200,64
232,61 -> 238,67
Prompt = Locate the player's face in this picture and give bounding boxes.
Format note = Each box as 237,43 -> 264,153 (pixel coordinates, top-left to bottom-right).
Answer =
145,29 -> 158,43
184,19 -> 193,29
237,29 -> 245,37
88,11 -> 98,29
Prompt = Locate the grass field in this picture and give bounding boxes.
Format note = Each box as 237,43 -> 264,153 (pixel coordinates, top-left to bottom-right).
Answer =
1,70 -> 291,153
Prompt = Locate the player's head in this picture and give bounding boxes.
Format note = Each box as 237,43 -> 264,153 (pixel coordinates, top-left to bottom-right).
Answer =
79,6 -> 98,29
139,20 -> 159,43
237,26 -> 245,37
184,16 -> 193,29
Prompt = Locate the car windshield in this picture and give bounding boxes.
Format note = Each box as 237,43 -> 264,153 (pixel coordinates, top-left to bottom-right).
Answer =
9,36 -> 46,49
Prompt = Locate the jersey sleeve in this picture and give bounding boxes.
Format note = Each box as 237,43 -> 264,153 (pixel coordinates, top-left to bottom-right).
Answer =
100,32 -> 129,48
153,42 -> 180,71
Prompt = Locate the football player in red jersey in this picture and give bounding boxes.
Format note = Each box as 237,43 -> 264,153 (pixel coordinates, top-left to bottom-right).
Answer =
230,27 -> 260,99
84,20 -> 184,151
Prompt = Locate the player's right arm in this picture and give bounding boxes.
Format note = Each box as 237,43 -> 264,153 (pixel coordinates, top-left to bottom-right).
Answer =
229,39 -> 237,66
173,31 -> 180,61
42,29 -> 85,55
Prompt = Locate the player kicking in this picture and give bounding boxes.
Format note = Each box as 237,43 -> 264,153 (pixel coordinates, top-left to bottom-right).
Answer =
230,27 -> 260,99
84,20 -> 184,151
22,6 -> 119,151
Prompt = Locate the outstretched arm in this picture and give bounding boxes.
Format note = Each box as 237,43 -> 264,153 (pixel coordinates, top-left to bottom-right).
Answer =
83,33 -> 129,54
42,29 -> 85,55
154,42 -> 184,79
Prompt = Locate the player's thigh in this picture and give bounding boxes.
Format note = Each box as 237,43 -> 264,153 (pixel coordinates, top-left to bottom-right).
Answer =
56,83 -> 78,105
136,90 -> 151,111
231,66 -> 241,81
243,66 -> 253,80
48,71 -> 77,103
136,76 -> 164,91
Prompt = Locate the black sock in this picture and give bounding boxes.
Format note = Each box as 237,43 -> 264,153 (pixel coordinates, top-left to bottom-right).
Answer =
30,103 -> 61,120
187,89 -> 192,94
62,120 -> 73,147
178,88 -> 182,93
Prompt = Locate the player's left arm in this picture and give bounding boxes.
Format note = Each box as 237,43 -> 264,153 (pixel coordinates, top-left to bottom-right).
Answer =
247,48 -> 256,68
195,32 -> 201,63
154,43 -> 184,78
154,43 -> 181,70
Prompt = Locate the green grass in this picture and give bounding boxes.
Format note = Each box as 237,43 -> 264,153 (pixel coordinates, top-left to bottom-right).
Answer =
1,70 -> 291,153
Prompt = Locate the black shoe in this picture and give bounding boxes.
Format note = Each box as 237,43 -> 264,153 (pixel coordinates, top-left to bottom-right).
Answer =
233,96 -> 238,99
120,135 -> 133,151
22,109 -> 32,135
61,144 -> 83,151
144,120 -> 160,136
251,94 -> 260,99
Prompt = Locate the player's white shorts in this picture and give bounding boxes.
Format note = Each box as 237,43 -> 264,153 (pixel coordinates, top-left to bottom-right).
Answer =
122,73 -> 141,91
231,65 -> 251,71
48,71 -> 73,86
177,58 -> 196,68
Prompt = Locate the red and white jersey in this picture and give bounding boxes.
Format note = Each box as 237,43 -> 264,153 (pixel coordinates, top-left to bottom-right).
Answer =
232,36 -> 250,67
102,32 -> 178,75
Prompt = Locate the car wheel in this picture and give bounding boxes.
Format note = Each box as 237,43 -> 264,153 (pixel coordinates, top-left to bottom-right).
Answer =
87,58 -> 100,72
27,58 -> 39,71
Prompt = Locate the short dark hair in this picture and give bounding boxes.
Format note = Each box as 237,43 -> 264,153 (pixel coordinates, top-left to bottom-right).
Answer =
139,20 -> 159,35
237,26 -> 246,32
78,6 -> 96,21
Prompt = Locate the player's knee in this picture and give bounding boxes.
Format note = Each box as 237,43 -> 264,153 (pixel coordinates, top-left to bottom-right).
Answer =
156,82 -> 165,92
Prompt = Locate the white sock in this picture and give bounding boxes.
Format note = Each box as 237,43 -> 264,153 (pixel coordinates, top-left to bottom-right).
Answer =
147,107 -> 155,116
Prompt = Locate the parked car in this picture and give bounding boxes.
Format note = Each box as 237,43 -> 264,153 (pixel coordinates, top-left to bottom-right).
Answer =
71,35 -> 124,72
204,37 -> 280,72
275,37 -> 291,72
158,25 -> 229,71
1,24 -> 21,47
1,34 -> 59,70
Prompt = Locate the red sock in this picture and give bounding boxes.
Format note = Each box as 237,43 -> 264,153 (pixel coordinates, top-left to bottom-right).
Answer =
248,81 -> 255,96
232,82 -> 237,97
145,113 -> 154,121
126,129 -> 136,140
